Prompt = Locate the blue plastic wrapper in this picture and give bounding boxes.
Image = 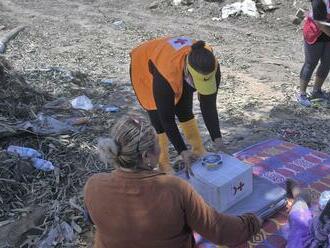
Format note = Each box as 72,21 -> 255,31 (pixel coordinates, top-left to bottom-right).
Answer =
104,105 -> 119,113
100,79 -> 113,85
7,145 -> 42,158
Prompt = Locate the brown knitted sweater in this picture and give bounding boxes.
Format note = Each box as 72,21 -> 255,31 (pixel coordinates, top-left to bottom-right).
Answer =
84,169 -> 260,248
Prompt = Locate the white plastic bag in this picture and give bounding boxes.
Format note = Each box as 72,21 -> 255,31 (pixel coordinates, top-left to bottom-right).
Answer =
71,95 -> 93,110
222,0 -> 259,19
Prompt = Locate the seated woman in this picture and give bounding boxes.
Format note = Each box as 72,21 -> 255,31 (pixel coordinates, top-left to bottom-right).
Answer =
286,179 -> 330,248
84,115 -> 261,248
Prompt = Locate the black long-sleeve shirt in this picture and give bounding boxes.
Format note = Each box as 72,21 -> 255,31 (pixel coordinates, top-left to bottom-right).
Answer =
150,61 -> 222,154
312,0 -> 330,41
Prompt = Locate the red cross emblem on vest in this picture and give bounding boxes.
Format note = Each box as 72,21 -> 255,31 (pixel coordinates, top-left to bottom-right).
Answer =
233,182 -> 245,195
174,38 -> 188,45
168,37 -> 192,50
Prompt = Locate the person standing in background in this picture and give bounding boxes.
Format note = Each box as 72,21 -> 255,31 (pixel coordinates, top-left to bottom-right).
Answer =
297,0 -> 330,107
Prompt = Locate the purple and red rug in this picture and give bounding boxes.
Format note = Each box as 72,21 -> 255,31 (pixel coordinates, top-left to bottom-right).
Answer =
195,139 -> 330,248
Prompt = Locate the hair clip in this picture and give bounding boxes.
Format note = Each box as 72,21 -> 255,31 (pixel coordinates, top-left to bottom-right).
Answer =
131,116 -> 142,124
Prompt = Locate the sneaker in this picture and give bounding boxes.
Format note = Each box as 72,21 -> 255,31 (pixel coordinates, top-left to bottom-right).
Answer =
309,90 -> 328,100
296,93 -> 311,107
319,199 -> 330,224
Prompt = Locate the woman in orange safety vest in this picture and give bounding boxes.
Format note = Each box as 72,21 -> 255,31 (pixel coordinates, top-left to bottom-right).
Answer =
130,36 -> 225,175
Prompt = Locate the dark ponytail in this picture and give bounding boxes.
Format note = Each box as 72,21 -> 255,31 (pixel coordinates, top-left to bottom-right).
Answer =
312,0 -> 327,21
188,40 -> 216,74
191,40 -> 206,50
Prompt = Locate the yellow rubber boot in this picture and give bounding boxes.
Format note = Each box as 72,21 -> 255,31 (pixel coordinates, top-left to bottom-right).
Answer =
158,133 -> 174,174
180,118 -> 206,156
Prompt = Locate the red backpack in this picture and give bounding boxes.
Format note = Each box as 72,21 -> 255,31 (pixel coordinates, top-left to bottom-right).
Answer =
303,17 -> 322,44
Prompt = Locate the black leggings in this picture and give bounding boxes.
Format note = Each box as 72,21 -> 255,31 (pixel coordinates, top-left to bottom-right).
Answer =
147,90 -> 194,134
300,41 -> 330,82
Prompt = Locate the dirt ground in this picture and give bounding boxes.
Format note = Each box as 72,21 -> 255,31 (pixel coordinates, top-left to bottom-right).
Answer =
0,0 -> 330,246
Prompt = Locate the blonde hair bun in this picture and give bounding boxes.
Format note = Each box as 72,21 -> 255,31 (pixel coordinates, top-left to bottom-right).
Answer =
97,138 -> 120,164
97,115 -> 156,168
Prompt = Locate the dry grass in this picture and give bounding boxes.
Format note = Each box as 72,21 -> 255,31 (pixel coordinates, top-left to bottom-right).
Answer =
0,57 -> 125,247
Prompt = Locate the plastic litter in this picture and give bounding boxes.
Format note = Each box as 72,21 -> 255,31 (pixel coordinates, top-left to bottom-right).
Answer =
18,114 -> 79,135
222,2 -> 242,19
71,95 -> 93,110
241,0 -> 259,17
222,0 -> 259,19
6,145 -> 55,171
211,17 -> 222,21
31,158 -> 55,171
104,105 -> 120,113
38,221 -> 75,247
258,0 -> 277,11
113,20 -> 123,26
7,145 -> 42,158
319,191 -> 330,210
172,0 -> 193,6
100,79 -> 114,85
97,104 -> 120,113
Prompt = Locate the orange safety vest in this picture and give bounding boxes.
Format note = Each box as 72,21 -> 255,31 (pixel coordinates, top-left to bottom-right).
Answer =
130,36 -> 196,110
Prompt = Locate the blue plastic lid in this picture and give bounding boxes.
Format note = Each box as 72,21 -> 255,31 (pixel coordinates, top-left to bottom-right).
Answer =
201,154 -> 222,170
202,154 -> 222,163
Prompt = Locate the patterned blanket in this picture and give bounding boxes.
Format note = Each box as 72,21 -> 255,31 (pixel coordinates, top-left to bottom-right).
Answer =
195,139 -> 330,248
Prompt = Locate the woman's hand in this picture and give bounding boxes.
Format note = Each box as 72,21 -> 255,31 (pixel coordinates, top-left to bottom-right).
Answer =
180,150 -> 199,179
214,137 -> 229,154
316,21 -> 330,37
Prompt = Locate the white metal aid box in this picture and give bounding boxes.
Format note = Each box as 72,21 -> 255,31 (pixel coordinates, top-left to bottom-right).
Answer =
190,153 -> 253,212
